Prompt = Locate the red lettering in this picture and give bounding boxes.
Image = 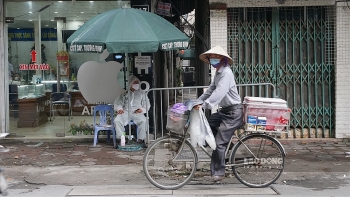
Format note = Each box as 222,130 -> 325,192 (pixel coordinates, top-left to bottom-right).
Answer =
19,64 -> 28,70
29,64 -> 39,70
39,64 -> 50,70
20,63 -> 50,70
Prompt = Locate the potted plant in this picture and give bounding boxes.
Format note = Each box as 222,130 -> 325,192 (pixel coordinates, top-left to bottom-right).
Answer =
68,120 -> 94,135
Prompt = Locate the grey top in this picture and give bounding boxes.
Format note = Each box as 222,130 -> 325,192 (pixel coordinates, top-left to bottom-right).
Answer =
198,65 -> 241,109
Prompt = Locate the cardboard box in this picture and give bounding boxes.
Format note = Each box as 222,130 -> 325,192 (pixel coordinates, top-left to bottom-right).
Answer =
246,115 -> 257,131
256,117 -> 267,131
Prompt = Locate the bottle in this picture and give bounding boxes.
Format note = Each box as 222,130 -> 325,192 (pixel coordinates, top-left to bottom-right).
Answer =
120,132 -> 126,147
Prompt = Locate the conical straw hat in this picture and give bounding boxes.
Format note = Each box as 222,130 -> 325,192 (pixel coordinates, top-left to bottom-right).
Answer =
199,46 -> 233,65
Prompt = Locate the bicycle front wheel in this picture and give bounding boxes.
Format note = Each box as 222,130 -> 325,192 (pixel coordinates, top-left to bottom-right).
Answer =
230,134 -> 285,188
143,135 -> 198,190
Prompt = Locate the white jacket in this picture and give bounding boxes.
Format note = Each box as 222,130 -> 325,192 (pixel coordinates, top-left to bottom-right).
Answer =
113,75 -> 150,113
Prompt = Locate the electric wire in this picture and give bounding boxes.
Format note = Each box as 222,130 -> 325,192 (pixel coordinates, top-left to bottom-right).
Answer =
167,0 -> 209,50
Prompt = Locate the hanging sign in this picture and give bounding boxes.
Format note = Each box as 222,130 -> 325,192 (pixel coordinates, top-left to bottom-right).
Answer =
156,2 -> 171,17
135,56 -> 151,74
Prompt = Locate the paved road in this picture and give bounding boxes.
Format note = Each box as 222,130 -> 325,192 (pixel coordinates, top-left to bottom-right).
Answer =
0,138 -> 349,196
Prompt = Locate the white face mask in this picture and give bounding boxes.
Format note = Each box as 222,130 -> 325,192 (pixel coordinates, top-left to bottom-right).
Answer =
131,84 -> 140,90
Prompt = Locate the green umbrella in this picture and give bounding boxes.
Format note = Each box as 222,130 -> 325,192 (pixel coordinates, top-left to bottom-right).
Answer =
67,8 -> 190,53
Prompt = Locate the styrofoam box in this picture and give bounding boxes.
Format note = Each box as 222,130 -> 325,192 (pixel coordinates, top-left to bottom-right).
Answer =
244,97 -> 289,131
244,96 -> 287,107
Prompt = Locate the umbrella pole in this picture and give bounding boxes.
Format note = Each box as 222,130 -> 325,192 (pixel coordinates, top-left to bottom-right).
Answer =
171,52 -> 173,87
123,61 -> 126,90
126,53 -> 132,141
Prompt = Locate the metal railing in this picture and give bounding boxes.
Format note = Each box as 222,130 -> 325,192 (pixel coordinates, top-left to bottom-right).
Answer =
145,83 -> 276,143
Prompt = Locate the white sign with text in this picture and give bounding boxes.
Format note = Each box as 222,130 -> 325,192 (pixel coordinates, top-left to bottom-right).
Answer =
135,56 -> 151,74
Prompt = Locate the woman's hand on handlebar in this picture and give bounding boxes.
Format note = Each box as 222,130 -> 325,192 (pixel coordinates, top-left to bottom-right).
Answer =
193,105 -> 201,110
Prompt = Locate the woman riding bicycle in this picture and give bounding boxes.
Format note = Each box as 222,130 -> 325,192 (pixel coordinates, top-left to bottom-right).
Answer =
195,45 -> 244,182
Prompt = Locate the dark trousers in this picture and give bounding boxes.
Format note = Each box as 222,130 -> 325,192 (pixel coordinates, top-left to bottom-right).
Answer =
207,107 -> 243,176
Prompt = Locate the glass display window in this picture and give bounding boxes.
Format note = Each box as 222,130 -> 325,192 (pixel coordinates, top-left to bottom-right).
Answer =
4,1 -> 132,135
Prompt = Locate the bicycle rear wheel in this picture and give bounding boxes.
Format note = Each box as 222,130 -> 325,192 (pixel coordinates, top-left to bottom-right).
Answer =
143,135 -> 198,190
230,134 -> 285,188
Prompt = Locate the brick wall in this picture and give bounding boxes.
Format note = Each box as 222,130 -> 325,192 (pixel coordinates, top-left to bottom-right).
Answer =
210,10 -> 227,49
209,10 -> 227,112
335,3 -> 350,138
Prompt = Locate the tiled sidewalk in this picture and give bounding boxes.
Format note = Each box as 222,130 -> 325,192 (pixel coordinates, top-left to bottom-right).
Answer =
0,138 -> 349,168
0,141 -> 144,167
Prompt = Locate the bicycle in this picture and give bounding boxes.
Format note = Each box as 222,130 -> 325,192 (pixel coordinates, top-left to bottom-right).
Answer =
143,107 -> 287,190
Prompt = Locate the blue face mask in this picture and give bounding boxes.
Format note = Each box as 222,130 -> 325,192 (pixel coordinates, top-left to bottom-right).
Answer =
209,58 -> 221,68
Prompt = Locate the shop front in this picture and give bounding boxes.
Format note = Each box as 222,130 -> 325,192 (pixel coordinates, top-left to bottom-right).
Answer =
3,0 -> 149,137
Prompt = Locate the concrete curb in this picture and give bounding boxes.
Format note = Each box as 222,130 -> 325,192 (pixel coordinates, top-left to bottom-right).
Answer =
2,135 -> 349,144
2,135 -> 96,143
278,138 -> 347,145
67,184 -> 277,196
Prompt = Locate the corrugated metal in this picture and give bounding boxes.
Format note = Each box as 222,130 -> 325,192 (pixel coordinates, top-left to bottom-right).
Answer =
228,6 -> 335,138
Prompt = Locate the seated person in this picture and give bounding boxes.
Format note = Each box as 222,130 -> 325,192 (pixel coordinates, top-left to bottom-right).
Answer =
52,83 -> 67,92
51,83 -> 68,101
113,75 -> 150,144
68,82 -> 79,91
12,73 -> 21,81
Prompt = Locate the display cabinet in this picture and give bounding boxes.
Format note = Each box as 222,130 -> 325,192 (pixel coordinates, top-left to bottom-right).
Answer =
41,80 -> 77,92
17,84 -> 45,99
16,84 -> 47,128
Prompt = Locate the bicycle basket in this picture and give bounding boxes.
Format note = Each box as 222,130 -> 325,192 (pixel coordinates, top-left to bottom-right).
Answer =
166,111 -> 188,135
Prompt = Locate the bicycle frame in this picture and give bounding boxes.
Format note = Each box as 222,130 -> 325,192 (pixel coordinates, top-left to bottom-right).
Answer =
167,131 -> 239,165
167,130 -> 286,168
167,132 -> 191,162
194,132 -> 251,167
